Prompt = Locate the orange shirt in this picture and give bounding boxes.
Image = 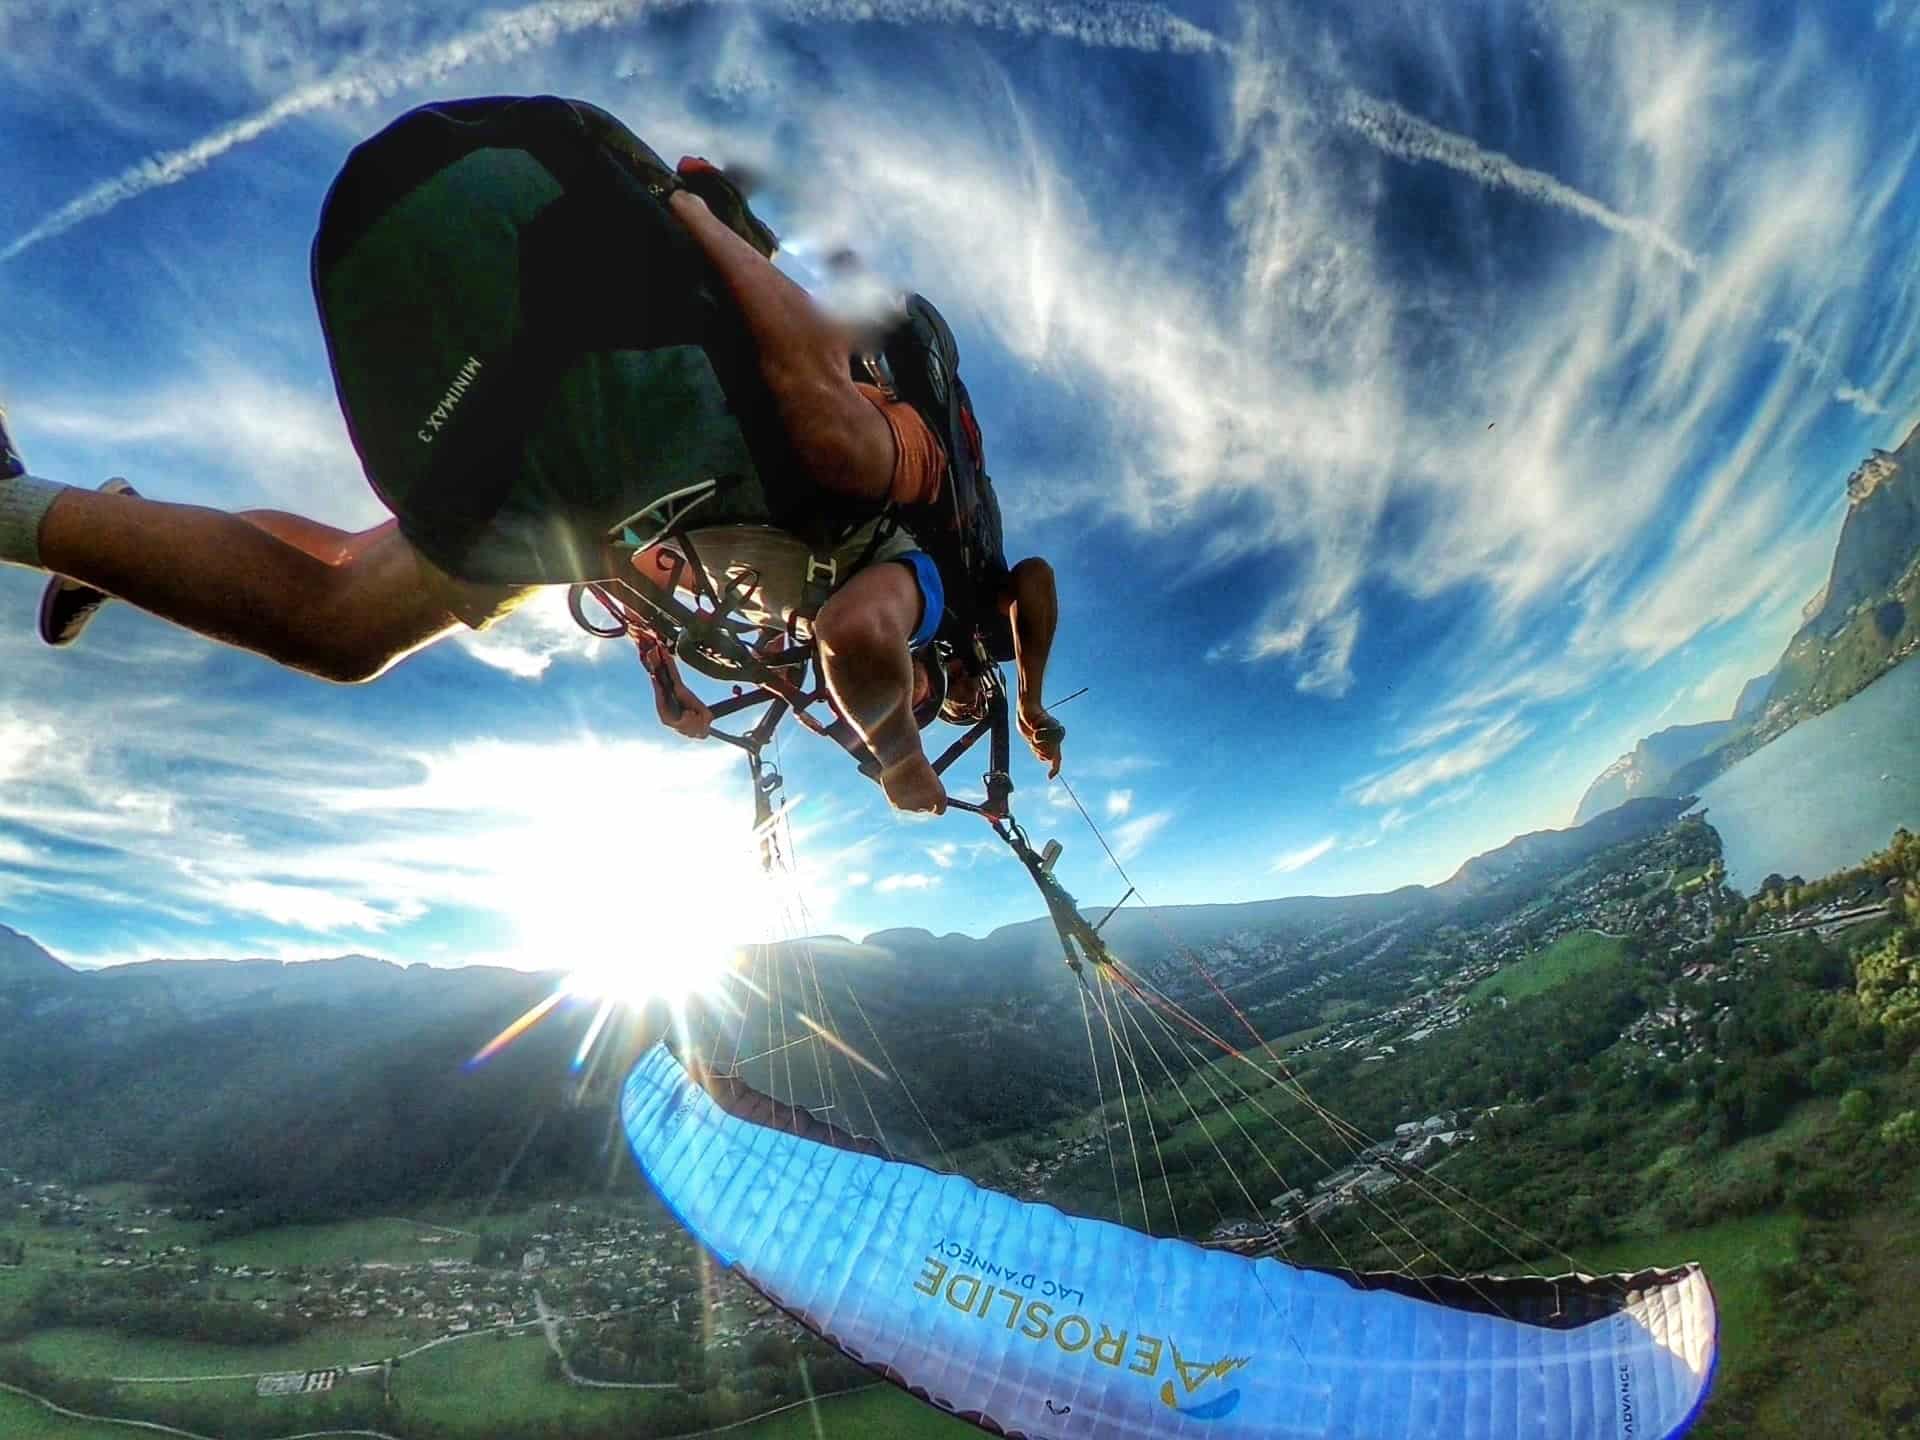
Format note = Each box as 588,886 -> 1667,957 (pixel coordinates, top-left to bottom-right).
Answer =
854,383 -> 946,506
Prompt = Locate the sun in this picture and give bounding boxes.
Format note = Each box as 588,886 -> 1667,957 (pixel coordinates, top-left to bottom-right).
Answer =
425,733 -> 845,1073
522,832 -> 785,1016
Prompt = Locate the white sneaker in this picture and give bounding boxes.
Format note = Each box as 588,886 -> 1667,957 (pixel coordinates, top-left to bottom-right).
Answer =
0,405 -> 25,480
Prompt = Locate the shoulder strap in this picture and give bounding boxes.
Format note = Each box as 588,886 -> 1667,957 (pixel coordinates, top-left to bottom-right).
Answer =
877,294 -> 991,581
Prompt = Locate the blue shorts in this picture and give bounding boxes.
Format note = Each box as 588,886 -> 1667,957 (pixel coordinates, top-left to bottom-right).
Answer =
896,550 -> 945,650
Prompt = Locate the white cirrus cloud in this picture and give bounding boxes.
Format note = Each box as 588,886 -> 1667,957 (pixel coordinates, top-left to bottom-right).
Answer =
1834,384 -> 1886,416
198,878 -> 409,934
1331,85 -> 1701,271
19,0 -> 1891,744
1109,810 -> 1173,862
1350,716 -> 1532,808
1105,788 -> 1133,818
453,589 -> 609,680
19,369 -> 369,520
0,631 -> 823,963
3,0 -> 1223,264
875,872 -> 939,894
1270,835 -> 1337,874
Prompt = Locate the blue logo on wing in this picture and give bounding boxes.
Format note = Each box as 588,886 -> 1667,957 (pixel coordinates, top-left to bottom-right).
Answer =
1175,1388 -> 1242,1421
1157,1346 -> 1249,1422
1159,1379 -> 1242,1420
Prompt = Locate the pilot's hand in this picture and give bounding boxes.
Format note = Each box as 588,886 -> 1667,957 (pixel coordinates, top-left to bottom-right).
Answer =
660,692 -> 713,741
650,660 -> 712,741
1018,702 -> 1065,779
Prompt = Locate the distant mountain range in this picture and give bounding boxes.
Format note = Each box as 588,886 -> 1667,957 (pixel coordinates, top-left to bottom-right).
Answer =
1573,418 -> 1920,824
1770,423 -> 1920,709
1732,668 -> 1778,723
0,922 -> 67,981
0,794 -> 1689,1222
1438,797 -> 1691,900
1573,720 -> 1739,826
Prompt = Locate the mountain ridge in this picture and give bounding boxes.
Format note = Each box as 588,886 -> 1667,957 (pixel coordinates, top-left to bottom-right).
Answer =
1,800 -> 1687,999
0,923 -> 70,980
1572,722 -> 1734,826
0,792 -> 1699,1225
1572,417 -> 1920,824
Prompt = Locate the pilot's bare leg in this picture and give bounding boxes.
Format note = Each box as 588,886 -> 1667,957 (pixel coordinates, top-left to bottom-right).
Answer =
34,489 -> 463,681
814,561 -> 943,815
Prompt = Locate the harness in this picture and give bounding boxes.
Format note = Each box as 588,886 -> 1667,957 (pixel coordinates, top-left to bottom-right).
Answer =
565,298 -> 1121,981
574,288 -> 1004,709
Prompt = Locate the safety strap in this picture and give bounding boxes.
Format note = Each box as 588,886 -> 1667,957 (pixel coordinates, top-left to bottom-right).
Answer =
786,506 -> 904,645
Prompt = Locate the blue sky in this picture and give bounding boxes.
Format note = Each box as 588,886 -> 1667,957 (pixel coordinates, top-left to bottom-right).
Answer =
2,0 -> 1916,973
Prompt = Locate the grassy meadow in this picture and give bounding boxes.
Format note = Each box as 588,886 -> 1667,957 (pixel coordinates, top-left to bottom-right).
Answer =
0,1388 -> 158,1439
733,1383 -> 976,1438
1469,930 -> 1630,1003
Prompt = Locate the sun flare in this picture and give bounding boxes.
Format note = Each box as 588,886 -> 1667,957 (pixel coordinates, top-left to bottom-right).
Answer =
390,736 -> 850,1076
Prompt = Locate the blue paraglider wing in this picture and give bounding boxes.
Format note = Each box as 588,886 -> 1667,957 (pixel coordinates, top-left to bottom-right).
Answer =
622,1044 -> 1717,1439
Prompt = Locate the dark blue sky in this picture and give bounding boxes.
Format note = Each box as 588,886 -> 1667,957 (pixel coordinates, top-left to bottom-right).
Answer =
1,0 -> 1914,974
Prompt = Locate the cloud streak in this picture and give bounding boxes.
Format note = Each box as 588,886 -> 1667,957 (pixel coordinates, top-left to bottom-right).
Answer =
1270,835 -> 1336,874
5,0 -> 696,262
1350,717 -> 1532,808
1109,810 -> 1172,862
1332,87 -> 1701,272
4,0 -> 1222,264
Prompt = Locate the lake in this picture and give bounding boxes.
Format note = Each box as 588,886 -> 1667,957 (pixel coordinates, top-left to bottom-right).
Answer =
1698,657 -> 1920,893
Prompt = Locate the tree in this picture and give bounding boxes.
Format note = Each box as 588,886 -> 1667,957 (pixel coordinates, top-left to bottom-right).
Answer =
1880,1109 -> 1919,1155
1854,927 -> 1920,1050
1809,1055 -> 1851,1096
1838,1088 -> 1874,1127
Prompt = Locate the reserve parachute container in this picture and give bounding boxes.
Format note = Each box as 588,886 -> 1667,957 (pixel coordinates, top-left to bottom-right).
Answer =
312,95 -> 826,586
622,1044 -> 1717,1439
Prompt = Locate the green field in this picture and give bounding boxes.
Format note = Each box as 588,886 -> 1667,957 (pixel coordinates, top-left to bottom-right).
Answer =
1645,1098 -> 1839,1208
203,1215 -> 474,1270
1747,1178 -> 1920,1435
1469,930 -> 1630,1003
0,1389 -> 150,1440
395,1328 -> 678,1431
734,1382 -> 977,1437
0,1263 -> 40,1317
19,1322 -> 391,1382
8,1326 -> 683,1434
